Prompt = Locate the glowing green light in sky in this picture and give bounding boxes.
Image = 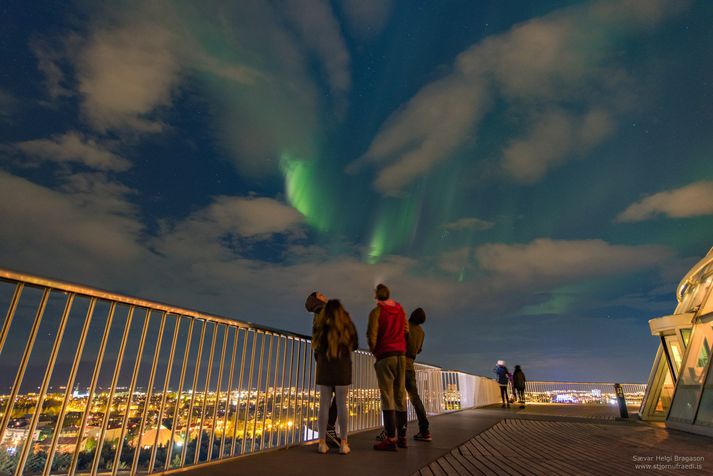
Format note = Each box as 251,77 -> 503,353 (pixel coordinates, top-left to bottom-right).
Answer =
367,196 -> 422,264
281,152 -> 331,232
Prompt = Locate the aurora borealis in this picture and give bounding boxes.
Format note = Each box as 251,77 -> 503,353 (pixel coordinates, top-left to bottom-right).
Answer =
1,0 -> 712,381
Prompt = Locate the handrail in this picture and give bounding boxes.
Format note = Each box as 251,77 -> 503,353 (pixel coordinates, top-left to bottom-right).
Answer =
0,266 -> 312,340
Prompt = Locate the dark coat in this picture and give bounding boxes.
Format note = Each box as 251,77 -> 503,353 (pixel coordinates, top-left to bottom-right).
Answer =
512,369 -> 526,389
314,321 -> 358,386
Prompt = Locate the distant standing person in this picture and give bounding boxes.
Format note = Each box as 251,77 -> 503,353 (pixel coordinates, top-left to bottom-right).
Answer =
512,365 -> 527,408
305,291 -> 340,448
405,307 -> 432,442
313,299 -> 358,455
493,360 -> 511,408
368,284 -> 409,451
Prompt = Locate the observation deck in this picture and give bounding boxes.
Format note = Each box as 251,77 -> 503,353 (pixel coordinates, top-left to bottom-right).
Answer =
0,268 -> 711,475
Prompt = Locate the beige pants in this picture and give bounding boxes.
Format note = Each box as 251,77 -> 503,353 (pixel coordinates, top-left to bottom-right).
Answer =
374,355 -> 407,411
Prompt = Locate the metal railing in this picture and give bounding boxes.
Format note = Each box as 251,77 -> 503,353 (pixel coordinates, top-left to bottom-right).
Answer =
524,381 -> 646,405
0,268 -> 500,476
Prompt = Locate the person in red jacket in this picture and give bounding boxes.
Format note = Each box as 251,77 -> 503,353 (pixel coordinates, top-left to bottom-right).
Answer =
367,283 -> 409,451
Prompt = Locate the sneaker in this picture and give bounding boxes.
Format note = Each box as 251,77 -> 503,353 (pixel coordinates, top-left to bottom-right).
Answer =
317,441 -> 329,454
397,437 -> 407,448
326,427 -> 341,448
373,439 -> 397,451
375,429 -> 387,441
501,403 -> 506,408
414,432 -> 432,442
519,404 -> 525,409
339,440 -> 351,455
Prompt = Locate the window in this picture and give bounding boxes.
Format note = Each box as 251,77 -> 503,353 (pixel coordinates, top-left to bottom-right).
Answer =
667,321 -> 713,423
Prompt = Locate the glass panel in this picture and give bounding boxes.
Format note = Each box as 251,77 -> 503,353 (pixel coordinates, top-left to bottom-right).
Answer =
654,371 -> 674,417
665,336 -> 684,379
694,322 -> 713,427
667,321 -> 713,423
681,328 -> 692,347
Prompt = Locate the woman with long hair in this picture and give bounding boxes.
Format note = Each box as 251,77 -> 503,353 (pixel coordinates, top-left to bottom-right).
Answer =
313,299 -> 358,454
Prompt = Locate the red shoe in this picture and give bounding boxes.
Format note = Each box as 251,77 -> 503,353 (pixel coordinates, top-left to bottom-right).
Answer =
397,437 -> 407,448
373,439 -> 397,451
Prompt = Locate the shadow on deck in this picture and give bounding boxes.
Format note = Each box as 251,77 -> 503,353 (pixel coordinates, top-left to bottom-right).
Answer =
170,405 -> 713,476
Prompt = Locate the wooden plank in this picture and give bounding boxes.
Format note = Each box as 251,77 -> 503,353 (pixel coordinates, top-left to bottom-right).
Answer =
443,453 -> 470,476
429,461 -> 448,476
450,448 -> 482,476
458,442 -> 498,476
436,456 -> 463,476
485,420 -> 559,476
463,439 -> 503,475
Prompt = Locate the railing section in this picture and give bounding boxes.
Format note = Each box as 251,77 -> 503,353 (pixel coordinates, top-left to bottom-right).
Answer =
0,269 -> 499,476
524,381 -> 646,406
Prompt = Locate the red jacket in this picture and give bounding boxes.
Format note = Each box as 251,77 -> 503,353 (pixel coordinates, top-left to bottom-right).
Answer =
368,300 -> 407,360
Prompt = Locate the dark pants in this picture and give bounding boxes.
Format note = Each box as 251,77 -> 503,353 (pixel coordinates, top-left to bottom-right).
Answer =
515,387 -> 525,403
499,385 -> 509,404
405,367 -> 429,434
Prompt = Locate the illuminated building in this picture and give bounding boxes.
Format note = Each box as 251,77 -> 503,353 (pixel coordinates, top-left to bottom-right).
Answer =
640,246 -> 713,436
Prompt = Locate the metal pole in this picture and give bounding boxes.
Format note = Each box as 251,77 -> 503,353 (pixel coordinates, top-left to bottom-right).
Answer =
260,334 -> 274,450
0,287 -> 49,445
250,332 -> 266,452
268,335 -> 281,449
240,330 -> 257,455
130,311 -> 168,476
90,305 -> 134,476
0,283 -> 23,358
14,293 -> 75,476
293,339 -> 303,445
230,328 -> 248,456
111,308 -> 151,476
219,326 -> 239,459
305,341 -> 314,440
164,317 -> 194,471
207,324 -> 229,461
179,319 -> 206,467
68,300 -> 117,476
42,297 -> 96,476
148,315 -> 182,472
277,336 -> 288,447
194,322 -> 218,465
297,340 -> 308,443
285,338 -> 296,445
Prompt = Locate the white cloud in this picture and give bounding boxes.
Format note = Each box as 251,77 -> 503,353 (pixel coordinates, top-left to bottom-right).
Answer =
340,0 -> 393,40
0,171 -> 142,267
442,217 -> 494,231
30,39 -> 71,99
502,108 -> 613,183
14,131 -> 130,171
282,0 -> 351,103
156,196 -> 306,261
75,20 -> 180,132
616,181 -> 713,222
475,238 -> 672,285
354,0 -> 687,194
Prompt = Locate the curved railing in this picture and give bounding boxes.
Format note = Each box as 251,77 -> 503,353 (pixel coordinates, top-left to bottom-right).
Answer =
0,268 -> 500,476
524,381 -> 646,405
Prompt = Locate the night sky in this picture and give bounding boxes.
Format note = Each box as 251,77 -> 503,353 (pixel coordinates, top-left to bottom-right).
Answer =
1,0 -> 712,383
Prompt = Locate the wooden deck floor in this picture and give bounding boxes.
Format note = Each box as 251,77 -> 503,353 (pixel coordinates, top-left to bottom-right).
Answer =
173,405 -> 713,476
416,418 -> 713,475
